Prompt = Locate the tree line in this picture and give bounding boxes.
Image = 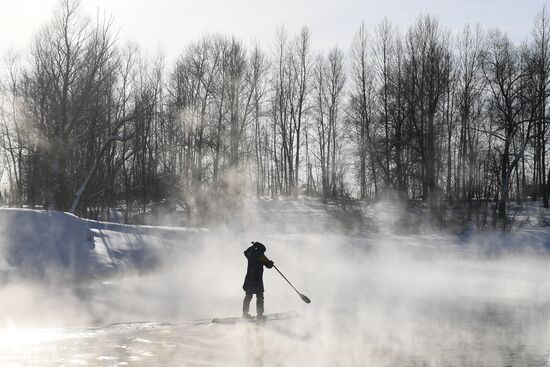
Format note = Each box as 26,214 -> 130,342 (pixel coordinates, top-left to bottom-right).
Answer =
0,0 -> 549,227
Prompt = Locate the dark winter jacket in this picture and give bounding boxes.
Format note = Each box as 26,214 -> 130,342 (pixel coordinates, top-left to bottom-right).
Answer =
242,243 -> 273,294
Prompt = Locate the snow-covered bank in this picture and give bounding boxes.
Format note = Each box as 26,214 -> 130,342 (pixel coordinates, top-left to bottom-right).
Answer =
85,219 -> 207,276
0,209 -> 94,278
0,208 -> 208,279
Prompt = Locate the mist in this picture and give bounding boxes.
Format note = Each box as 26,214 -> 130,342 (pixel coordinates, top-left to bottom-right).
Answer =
0,200 -> 549,366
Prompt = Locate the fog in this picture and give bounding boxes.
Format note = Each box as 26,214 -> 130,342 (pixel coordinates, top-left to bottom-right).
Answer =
1,200 -> 550,366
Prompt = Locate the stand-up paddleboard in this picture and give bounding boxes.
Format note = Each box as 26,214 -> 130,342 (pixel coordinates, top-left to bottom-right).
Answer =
212,312 -> 299,324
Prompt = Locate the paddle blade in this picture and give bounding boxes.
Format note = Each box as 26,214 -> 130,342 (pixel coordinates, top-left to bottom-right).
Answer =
300,293 -> 311,304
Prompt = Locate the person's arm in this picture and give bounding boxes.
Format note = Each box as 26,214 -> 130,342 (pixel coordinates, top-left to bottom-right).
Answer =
258,254 -> 274,269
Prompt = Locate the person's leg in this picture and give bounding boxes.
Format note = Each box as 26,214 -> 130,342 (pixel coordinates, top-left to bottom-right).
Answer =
256,292 -> 264,317
242,292 -> 253,317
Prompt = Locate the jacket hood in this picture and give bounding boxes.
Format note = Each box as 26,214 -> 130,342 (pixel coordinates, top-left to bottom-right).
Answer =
252,241 -> 266,254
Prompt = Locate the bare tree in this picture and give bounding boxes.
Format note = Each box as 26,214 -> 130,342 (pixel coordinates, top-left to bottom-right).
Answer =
481,30 -> 533,224
348,23 -> 375,199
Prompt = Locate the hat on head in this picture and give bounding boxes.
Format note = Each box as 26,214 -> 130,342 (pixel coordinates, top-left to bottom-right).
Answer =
251,241 -> 266,253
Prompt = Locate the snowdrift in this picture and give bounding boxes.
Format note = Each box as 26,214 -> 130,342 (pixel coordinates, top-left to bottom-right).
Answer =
85,219 -> 204,275
0,209 -> 94,275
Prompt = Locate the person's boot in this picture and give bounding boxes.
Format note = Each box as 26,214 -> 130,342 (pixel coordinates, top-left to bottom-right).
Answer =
242,293 -> 253,319
256,292 -> 265,321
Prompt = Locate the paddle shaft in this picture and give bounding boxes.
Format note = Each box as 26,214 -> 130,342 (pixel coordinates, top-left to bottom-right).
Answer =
273,265 -> 303,297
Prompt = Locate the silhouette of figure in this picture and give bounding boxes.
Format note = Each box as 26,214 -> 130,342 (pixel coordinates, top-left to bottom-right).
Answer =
242,241 -> 274,319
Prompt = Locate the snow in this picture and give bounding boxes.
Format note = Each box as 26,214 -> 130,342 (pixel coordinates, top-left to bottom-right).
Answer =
0,209 -> 94,276
0,200 -> 550,366
85,219 -> 206,275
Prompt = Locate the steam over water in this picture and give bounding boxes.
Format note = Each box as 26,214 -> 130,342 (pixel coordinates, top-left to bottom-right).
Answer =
1,201 -> 550,366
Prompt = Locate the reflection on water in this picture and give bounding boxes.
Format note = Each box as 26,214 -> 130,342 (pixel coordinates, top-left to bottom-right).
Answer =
244,324 -> 265,367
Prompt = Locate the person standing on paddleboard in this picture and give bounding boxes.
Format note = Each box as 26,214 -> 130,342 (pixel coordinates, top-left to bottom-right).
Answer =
242,241 -> 274,320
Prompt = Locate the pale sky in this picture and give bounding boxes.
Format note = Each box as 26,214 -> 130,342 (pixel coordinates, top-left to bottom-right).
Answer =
0,0 -> 545,62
